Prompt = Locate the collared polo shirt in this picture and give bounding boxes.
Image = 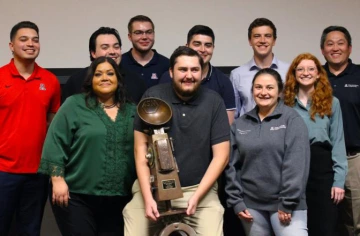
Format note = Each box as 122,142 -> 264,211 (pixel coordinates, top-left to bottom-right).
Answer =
324,59 -> 360,150
121,49 -> 169,88
230,56 -> 289,118
0,59 -> 61,173
134,83 -> 230,186
158,64 -> 236,110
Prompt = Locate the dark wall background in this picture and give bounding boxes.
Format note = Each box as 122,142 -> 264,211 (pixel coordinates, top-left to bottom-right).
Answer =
47,66 -> 237,85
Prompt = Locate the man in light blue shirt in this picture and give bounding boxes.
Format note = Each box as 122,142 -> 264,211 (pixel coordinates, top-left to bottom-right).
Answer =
230,18 -> 289,118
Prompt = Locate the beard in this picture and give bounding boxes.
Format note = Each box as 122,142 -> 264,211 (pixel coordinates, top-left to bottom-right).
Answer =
172,80 -> 201,99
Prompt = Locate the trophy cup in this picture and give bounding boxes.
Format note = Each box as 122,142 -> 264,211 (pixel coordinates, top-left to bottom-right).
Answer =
137,97 -> 197,236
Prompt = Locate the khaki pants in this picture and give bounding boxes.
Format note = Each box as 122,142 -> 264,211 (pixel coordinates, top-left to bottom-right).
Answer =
339,152 -> 360,235
123,180 -> 224,236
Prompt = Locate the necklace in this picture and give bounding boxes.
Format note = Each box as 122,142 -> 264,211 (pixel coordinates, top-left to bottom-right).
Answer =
100,102 -> 117,109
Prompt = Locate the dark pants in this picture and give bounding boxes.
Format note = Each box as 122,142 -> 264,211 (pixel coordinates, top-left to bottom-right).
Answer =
218,173 -> 246,236
306,143 -> 338,236
50,189 -> 131,236
0,171 -> 49,236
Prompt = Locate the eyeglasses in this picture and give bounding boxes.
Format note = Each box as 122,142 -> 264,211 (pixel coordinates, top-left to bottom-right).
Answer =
295,67 -> 317,74
132,30 -> 154,36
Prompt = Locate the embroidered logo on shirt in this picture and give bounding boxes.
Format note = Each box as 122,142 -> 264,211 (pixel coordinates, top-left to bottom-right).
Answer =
344,84 -> 359,88
151,73 -> 158,80
270,125 -> 286,131
237,129 -> 251,135
39,83 -> 46,91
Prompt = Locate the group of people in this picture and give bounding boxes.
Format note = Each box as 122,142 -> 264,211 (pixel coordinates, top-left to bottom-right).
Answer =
0,14 -> 359,236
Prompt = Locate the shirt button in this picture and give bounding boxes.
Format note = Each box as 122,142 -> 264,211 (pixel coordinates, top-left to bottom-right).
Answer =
182,113 -> 186,117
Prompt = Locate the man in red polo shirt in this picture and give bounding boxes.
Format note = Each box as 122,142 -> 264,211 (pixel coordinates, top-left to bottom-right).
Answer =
0,21 -> 61,236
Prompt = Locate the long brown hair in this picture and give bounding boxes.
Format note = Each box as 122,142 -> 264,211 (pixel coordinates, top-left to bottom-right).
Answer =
283,53 -> 333,120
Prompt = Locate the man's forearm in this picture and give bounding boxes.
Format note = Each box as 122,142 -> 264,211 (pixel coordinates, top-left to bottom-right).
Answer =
136,160 -> 153,202
193,141 -> 230,200
227,110 -> 235,125
134,131 -> 154,202
47,112 -> 56,128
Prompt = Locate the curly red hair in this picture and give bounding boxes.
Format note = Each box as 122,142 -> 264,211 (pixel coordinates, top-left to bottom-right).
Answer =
283,53 -> 333,120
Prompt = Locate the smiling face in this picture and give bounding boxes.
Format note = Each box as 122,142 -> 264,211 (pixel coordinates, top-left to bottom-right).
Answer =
9,28 -> 40,61
91,34 -> 121,65
322,30 -> 352,69
128,21 -> 155,53
92,61 -> 118,97
249,26 -> 276,59
170,55 -> 202,99
295,59 -> 319,90
252,73 -> 279,111
187,34 -> 214,65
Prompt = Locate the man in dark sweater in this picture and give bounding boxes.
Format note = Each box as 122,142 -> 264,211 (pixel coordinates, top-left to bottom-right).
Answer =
62,27 -> 146,104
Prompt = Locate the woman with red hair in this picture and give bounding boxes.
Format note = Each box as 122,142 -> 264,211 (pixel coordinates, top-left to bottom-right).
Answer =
284,53 -> 348,235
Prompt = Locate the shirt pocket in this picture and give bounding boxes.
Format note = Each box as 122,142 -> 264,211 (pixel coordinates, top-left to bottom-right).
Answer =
0,84 -> 23,108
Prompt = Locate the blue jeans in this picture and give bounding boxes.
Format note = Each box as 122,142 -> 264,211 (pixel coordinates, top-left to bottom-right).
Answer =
0,171 -> 49,236
241,208 -> 308,236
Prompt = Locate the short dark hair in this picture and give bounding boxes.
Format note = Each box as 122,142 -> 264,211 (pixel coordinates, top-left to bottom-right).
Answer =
89,27 -> 122,62
83,56 -> 128,107
252,68 -> 283,93
169,46 -> 204,71
320,26 -> 352,49
248,18 -> 277,40
127,15 -> 154,33
187,25 -> 215,44
10,21 -> 39,41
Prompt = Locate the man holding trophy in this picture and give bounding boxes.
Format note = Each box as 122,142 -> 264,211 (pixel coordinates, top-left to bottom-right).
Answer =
123,46 -> 230,236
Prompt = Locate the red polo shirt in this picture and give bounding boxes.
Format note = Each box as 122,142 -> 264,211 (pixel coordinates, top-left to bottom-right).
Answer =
0,59 -> 61,173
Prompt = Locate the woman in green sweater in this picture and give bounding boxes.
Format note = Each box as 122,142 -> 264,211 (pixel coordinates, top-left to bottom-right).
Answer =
38,56 -> 136,236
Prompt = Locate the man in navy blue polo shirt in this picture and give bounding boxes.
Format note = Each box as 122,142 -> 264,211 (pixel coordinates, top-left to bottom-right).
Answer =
321,25 -> 360,236
121,15 -> 169,88
159,25 -> 235,124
